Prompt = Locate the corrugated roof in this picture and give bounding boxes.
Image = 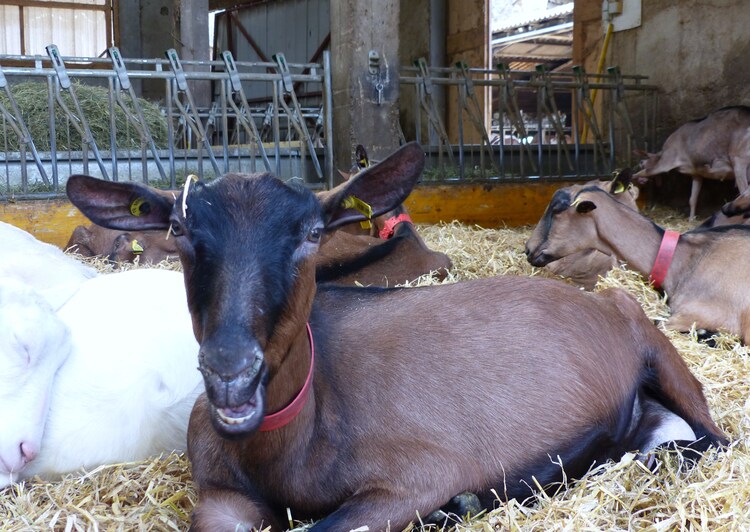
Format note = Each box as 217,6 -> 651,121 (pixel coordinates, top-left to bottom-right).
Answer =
492,3 -> 574,34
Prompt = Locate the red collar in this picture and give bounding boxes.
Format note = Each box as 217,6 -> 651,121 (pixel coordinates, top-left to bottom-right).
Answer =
259,323 -> 315,432
649,230 -> 680,290
379,213 -> 413,239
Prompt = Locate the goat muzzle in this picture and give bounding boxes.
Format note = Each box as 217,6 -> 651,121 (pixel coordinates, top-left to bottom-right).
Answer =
527,248 -> 556,267
198,351 -> 268,437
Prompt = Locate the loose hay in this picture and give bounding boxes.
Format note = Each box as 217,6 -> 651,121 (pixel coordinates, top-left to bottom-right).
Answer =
0,82 -> 168,154
3,205 -> 749,531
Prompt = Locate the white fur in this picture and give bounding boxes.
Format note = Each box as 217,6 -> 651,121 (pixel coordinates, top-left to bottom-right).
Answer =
640,400 -> 697,454
0,221 -> 97,309
0,269 -> 202,487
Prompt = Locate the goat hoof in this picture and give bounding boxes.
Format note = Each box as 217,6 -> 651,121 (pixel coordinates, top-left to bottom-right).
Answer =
424,492 -> 484,527
643,439 -> 716,473
695,329 -> 718,347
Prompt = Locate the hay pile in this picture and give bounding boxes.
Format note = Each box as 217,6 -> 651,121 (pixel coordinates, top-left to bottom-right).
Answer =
2,205 -> 749,531
0,81 -> 168,153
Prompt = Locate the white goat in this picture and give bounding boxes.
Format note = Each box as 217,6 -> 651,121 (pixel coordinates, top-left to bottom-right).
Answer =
0,221 -> 97,309
0,268 -> 202,488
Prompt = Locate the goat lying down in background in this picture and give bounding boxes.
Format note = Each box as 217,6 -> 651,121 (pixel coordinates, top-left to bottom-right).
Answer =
317,143 -> 452,285
0,269 -> 202,488
67,142 -> 725,532
526,173 -> 750,343
66,223 -> 179,265
525,171 -> 639,289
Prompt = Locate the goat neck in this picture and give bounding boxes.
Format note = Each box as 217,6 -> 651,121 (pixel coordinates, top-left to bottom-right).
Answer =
573,191 -> 674,286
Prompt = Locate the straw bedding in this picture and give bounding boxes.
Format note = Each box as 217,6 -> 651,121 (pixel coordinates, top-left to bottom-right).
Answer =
2,205 -> 748,531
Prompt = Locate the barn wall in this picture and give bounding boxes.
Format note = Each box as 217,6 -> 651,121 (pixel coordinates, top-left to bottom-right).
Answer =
118,0 -> 210,103
213,0 -> 330,103
213,0 -> 330,65
576,0 -> 750,145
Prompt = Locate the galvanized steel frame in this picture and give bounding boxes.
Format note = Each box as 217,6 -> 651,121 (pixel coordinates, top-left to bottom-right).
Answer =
0,47 -> 332,198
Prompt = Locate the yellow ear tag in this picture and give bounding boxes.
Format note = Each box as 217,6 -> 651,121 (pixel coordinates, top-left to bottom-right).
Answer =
613,183 -> 626,194
131,239 -> 144,254
130,197 -> 148,217
342,195 -> 373,229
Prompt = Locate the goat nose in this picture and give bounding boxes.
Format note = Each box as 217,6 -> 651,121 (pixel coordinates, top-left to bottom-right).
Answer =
20,441 -> 37,464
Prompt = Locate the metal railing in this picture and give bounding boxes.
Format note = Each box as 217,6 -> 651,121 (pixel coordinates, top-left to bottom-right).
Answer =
0,47 -> 658,200
0,46 -> 333,198
401,60 -> 658,181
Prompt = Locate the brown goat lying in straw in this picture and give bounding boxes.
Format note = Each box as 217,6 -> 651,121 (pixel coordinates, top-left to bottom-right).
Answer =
526,177 -> 750,343
66,143 -> 725,532
0,217 -> 743,531
66,224 -> 179,264
525,170 -> 639,289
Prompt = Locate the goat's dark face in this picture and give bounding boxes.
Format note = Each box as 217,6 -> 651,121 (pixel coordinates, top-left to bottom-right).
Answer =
168,174 -> 324,437
65,141 -> 426,438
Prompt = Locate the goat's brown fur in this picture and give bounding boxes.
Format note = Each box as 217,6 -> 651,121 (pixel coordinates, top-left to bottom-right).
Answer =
526,173 -> 639,289
66,142 -> 726,532
633,106 -> 750,220
66,224 -> 178,264
527,184 -> 750,342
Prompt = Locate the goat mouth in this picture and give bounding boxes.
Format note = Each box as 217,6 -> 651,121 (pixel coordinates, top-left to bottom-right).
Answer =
210,384 -> 265,437
528,250 -> 555,267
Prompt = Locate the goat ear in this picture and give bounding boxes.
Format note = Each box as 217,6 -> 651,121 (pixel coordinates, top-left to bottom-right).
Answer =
576,200 -> 597,214
321,142 -> 424,230
67,175 -> 175,231
610,168 -> 633,194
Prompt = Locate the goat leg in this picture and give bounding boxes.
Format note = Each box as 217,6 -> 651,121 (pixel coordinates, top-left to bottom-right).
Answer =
308,487 -> 442,532
689,175 -> 702,221
189,488 -> 280,532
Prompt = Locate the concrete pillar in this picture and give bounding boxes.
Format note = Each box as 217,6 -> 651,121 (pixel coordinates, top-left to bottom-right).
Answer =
398,0 -> 447,144
175,0 -> 211,107
445,0 -> 489,144
330,0 -> 402,175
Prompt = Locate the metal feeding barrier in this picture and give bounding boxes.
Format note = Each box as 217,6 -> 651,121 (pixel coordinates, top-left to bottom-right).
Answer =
402,60 -> 658,181
0,47 -> 332,198
0,46 -> 657,199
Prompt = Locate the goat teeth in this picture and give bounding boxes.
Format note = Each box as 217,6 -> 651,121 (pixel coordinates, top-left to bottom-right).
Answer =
217,408 -> 256,425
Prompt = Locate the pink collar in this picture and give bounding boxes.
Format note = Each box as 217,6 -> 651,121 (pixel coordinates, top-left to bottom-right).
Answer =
649,230 -> 680,290
379,213 -> 413,239
259,323 -> 315,432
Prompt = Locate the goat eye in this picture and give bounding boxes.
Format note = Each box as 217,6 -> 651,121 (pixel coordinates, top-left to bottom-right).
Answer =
169,222 -> 184,237
307,227 -> 322,243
